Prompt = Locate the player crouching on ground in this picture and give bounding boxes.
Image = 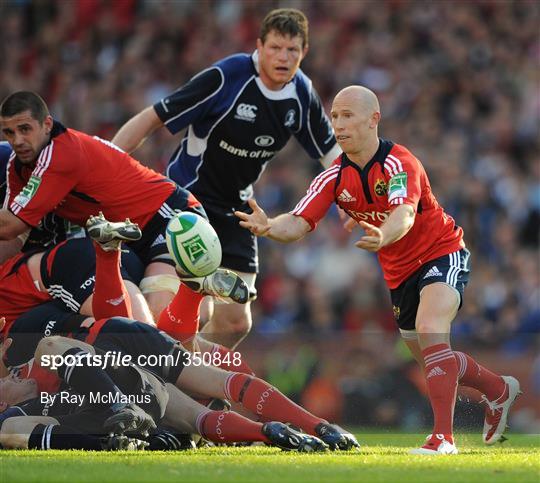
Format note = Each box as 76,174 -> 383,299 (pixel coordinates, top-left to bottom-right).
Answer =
0,332 -> 328,452
236,85 -> 521,455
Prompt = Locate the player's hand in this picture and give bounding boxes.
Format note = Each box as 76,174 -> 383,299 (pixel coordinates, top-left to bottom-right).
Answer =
355,221 -> 384,252
235,199 -> 271,237
343,217 -> 358,233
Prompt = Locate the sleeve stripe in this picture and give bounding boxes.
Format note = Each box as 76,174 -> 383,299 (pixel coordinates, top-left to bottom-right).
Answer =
311,165 -> 339,192
389,197 -> 404,205
33,141 -> 54,178
291,170 -> 338,215
384,158 -> 399,176
385,154 -> 404,176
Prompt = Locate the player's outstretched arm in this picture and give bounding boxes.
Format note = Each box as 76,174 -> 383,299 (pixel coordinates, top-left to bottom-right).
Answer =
112,106 -> 164,154
235,199 -> 310,243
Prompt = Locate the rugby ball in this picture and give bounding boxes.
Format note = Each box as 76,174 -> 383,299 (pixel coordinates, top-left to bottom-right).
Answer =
165,212 -> 222,277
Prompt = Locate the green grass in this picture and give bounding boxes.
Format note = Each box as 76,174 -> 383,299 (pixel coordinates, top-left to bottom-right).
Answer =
1,432 -> 538,483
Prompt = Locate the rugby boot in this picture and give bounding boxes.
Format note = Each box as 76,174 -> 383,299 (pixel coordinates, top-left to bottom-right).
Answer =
101,434 -> 148,451
481,375 -> 522,445
315,422 -> 360,451
103,403 -> 156,437
262,422 -> 328,452
181,268 -> 249,304
409,434 -> 458,455
86,212 -> 142,251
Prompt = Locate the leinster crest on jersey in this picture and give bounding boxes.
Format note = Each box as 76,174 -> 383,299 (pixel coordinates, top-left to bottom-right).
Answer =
284,109 -> 296,127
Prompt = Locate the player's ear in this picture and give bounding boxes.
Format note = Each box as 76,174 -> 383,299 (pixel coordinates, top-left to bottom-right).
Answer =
256,38 -> 263,52
43,115 -> 54,134
370,112 -> 381,129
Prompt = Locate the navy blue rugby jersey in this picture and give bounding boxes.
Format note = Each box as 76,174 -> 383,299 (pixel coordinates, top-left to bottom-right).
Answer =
154,51 -> 340,205
0,141 -> 11,202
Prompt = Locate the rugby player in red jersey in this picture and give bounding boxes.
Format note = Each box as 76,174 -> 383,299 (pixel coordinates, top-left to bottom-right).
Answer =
0,220 -> 359,451
236,86 -> 521,454
0,91 -> 248,321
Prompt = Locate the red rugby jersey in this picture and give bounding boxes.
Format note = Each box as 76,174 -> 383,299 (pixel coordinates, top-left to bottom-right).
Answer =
0,253 -> 51,335
291,139 -> 464,289
5,121 -> 175,228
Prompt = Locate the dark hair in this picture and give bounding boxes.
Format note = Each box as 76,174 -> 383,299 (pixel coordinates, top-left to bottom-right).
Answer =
260,8 -> 309,48
0,91 -> 49,123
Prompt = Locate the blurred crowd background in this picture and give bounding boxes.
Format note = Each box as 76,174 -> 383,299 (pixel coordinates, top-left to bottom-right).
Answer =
1,0 -> 538,430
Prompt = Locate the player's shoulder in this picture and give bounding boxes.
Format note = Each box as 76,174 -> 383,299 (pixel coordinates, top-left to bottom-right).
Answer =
0,141 -> 12,163
387,141 -> 418,163
292,67 -> 313,94
0,141 -> 13,178
214,53 -> 254,80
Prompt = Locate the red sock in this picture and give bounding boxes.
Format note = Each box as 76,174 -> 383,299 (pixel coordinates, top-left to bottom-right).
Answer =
454,351 -> 505,400
224,373 -> 325,435
157,284 -> 203,343
209,343 -> 255,375
422,343 -> 458,441
196,410 -> 269,444
92,243 -> 132,319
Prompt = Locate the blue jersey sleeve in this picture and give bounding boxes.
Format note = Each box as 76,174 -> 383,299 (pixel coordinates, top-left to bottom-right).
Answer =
293,80 -> 337,159
0,141 -> 13,204
154,67 -> 224,135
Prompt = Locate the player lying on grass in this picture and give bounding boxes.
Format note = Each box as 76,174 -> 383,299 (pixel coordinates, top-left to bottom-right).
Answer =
236,85 -> 521,455
0,331 -> 329,452
0,221 -> 359,451
1,302 -> 358,452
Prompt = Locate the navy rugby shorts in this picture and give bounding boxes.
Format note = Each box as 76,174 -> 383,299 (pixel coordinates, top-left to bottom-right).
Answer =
390,248 -> 471,331
40,238 -> 144,314
200,198 -> 258,273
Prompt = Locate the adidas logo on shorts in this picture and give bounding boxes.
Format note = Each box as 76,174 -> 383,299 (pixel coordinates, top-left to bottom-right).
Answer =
423,266 -> 443,279
337,189 -> 356,203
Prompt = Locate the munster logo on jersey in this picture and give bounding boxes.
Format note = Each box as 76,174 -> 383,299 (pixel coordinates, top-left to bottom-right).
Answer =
374,179 -> 388,196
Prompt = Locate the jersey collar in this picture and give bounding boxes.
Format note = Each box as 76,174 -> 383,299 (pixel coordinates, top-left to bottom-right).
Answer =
341,138 -> 394,173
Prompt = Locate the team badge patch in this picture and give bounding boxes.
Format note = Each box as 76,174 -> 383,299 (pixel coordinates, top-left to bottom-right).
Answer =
374,179 -> 388,196
14,175 -> 41,208
392,305 -> 401,320
388,172 -> 407,202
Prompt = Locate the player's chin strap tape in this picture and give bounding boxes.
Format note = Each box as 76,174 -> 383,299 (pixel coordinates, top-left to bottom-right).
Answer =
140,275 -> 181,295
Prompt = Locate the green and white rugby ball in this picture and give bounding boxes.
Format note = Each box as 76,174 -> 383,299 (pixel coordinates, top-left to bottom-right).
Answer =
165,212 -> 222,277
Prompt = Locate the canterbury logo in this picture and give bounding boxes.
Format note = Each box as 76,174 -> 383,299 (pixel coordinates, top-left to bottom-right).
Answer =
426,366 -> 447,378
235,103 -> 257,122
337,189 -> 356,203
423,266 -> 443,279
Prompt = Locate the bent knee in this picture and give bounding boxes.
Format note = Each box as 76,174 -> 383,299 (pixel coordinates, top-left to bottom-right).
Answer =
213,313 -> 252,336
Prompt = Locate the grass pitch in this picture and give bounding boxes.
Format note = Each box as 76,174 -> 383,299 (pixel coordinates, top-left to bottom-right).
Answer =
1,432 -> 538,483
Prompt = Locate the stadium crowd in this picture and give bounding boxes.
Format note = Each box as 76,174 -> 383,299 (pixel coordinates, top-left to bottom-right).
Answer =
1,0 -> 538,430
